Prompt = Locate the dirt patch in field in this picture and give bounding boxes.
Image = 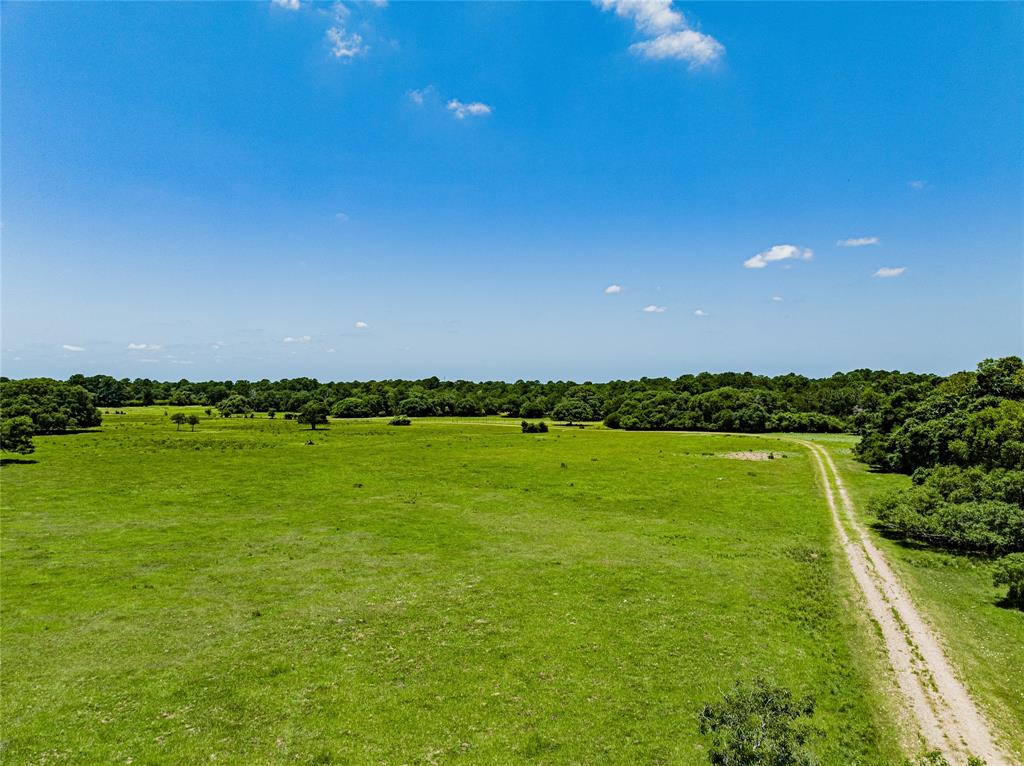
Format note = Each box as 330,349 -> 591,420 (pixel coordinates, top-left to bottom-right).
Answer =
720,451 -> 777,461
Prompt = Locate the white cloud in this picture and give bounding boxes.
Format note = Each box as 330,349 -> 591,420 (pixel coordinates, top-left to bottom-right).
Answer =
369,0 -> 387,6
743,244 -> 813,270
127,343 -> 162,351
771,295 -> 784,302
354,321 -> 369,329
630,30 -> 724,66
283,335 -> 313,343
407,86 -> 434,105
837,236 -> 879,247
693,309 -> 709,317
271,0 -> 300,9
597,0 -> 724,68
604,284 -> 623,294
327,348 -> 337,353
326,25 -> 366,59
334,212 -> 350,222
62,344 -> 85,352
597,0 -> 682,33
908,180 -> 927,190
447,99 -> 492,119
642,305 -> 667,313
874,267 -> 906,278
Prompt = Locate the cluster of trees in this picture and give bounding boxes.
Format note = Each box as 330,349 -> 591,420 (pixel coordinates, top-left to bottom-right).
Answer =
169,412 -> 201,431
520,420 -> 549,433
55,368 -> 941,435
855,357 -> 1024,605
0,378 -> 103,454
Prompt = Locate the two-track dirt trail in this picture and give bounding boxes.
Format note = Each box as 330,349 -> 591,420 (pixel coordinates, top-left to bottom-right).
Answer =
797,439 -> 1010,766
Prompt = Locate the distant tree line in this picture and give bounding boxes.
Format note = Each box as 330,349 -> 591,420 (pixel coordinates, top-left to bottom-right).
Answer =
855,356 -> 1024,606
46,368 -> 945,435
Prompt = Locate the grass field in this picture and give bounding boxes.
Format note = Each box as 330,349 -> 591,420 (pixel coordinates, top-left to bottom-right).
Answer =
0,410 -> 932,764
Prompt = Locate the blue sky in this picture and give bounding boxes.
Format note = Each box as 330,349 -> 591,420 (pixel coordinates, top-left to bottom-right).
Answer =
2,1 -> 1021,381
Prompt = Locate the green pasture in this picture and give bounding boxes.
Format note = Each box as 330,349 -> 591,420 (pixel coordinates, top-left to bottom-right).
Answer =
1,409 -> 916,764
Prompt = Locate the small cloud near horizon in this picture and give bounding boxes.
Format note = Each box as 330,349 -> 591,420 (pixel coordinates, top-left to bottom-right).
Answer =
642,305 -> 667,313
744,244 -> 813,270
283,335 -> 313,343
771,295 -> 784,302
354,321 -> 369,329
837,236 -> 879,247
908,180 -> 927,190
604,284 -> 623,294
271,0 -> 300,9
874,267 -> 906,278
693,309 -> 709,317
62,344 -> 85,352
127,342 -> 162,351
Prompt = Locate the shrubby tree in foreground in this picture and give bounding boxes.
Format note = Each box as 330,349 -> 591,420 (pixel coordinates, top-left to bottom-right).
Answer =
698,678 -> 816,766
993,553 -> 1024,607
170,412 -> 187,430
186,414 -> 200,432
0,415 -> 35,454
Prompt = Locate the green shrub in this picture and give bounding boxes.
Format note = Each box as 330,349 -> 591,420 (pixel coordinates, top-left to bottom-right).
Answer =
993,553 -> 1024,606
697,678 -> 816,766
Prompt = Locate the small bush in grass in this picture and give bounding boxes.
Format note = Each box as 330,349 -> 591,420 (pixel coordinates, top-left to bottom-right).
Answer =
993,553 -> 1024,606
521,420 -> 548,433
698,677 -> 816,766
389,417 -> 411,426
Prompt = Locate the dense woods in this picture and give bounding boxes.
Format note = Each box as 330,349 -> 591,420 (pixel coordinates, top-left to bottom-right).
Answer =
854,357 -> 1024,604
41,368 -> 945,433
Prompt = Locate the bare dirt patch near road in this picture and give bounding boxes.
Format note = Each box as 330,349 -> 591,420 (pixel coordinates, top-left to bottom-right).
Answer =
720,450 -> 777,461
798,440 -> 1011,766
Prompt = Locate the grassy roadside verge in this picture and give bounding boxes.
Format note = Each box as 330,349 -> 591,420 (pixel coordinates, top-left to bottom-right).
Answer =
812,437 -> 1024,762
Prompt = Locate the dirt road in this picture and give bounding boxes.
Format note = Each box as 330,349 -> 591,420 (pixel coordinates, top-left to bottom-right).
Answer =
798,439 -> 1010,766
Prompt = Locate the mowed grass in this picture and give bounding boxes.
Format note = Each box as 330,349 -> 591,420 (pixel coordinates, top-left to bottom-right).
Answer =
824,439 -> 1024,761
1,410 -> 903,765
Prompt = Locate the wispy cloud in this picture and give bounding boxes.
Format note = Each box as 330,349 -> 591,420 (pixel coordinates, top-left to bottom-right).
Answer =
271,0 -> 300,9
283,335 -> 313,343
743,244 -> 813,270
62,344 -> 85,352
127,343 -> 162,351
604,284 -> 623,294
874,267 -> 906,278
447,99 -> 492,120
908,180 -> 927,190
693,309 -> 709,317
354,321 -> 369,329
837,236 -> 879,247
597,0 -> 724,68
327,26 -> 366,59
771,295 -> 784,302
334,212 -> 350,222
642,305 -> 668,313
407,86 -> 435,105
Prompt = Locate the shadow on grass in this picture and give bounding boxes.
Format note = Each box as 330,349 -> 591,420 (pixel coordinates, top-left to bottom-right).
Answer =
1,458 -> 39,466
994,596 -> 1024,613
